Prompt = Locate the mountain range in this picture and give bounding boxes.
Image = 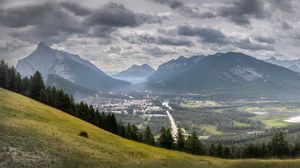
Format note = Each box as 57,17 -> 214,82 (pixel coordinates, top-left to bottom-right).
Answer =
16,43 -> 129,93
113,64 -> 155,84
15,43 -> 300,98
114,64 -> 155,78
147,52 -> 300,97
266,57 -> 300,73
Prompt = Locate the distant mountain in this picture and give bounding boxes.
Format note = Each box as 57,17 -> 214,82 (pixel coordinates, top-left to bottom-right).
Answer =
16,42 -> 129,91
46,74 -> 95,98
114,64 -> 155,78
147,52 -> 300,96
266,57 -> 300,73
113,64 -> 155,84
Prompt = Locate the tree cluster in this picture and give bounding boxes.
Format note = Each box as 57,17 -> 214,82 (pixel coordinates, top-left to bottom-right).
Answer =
159,127 -> 299,159
157,127 -> 205,155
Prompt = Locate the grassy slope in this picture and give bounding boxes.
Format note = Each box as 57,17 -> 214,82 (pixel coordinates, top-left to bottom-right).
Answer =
0,88 -> 300,168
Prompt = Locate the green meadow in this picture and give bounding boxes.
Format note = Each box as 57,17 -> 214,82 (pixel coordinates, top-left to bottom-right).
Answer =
1,88 -> 300,168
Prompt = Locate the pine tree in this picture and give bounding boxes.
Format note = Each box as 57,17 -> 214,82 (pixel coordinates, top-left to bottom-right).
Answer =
137,131 -> 144,142
165,128 -> 174,148
15,73 -> 22,93
209,143 -> 217,156
0,60 -> 9,88
40,88 -> 50,104
216,143 -> 224,157
21,76 -> 31,96
131,125 -> 139,141
294,143 -> 300,156
176,127 -> 185,150
8,66 -> 17,91
245,143 -> 256,158
158,127 -> 174,148
185,131 -> 203,155
269,130 -> 289,157
118,123 -> 126,137
126,123 -> 132,139
223,147 -> 231,158
260,143 -> 268,158
143,126 -> 155,145
30,71 -> 45,100
109,114 -> 119,134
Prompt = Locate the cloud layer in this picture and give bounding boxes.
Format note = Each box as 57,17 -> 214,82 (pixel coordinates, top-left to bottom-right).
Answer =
0,0 -> 300,73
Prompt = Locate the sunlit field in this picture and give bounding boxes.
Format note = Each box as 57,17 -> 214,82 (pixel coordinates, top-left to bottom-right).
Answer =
2,88 -> 300,168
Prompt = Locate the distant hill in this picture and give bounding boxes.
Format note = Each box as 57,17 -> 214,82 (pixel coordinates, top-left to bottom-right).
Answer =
147,52 -> 300,97
114,64 -> 155,78
16,42 -> 129,91
1,88 -> 300,168
113,64 -> 155,84
46,74 -> 95,98
266,57 -> 300,73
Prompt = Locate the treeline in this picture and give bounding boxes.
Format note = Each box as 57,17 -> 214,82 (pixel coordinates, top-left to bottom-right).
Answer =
157,127 -> 300,159
0,60 -> 146,140
1,60 -> 299,159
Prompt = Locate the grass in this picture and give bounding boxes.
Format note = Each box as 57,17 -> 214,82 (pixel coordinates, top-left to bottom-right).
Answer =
199,125 -> 222,135
242,106 -> 300,113
1,88 -> 300,168
180,100 -> 221,108
252,115 -> 289,127
233,121 -> 251,127
263,118 -> 289,127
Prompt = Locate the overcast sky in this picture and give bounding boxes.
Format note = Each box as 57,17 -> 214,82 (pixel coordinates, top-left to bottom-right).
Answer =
0,0 -> 300,73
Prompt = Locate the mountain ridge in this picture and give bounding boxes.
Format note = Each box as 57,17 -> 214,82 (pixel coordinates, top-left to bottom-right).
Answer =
114,64 -> 155,78
147,52 -> 300,97
46,74 -> 95,98
16,42 -> 130,91
266,57 -> 300,73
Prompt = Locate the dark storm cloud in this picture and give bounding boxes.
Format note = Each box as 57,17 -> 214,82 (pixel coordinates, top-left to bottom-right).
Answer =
0,2 -> 85,36
198,12 -> 216,19
89,25 -> 117,38
142,46 -> 177,56
86,3 -> 140,27
0,2 -> 165,44
281,21 -> 292,29
0,0 -> 5,5
137,13 -> 166,24
0,2 -> 160,29
270,0 -> 293,12
152,0 -> 216,19
122,33 -> 193,46
254,36 -> 275,44
85,3 -> 163,28
60,2 -> 91,16
235,38 -> 273,51
153,0 -> 183,9
218,0 -> 268,26
177,26 -> 230,45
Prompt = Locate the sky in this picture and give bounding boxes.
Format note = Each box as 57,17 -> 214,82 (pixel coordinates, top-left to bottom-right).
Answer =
0,0 -> 300,73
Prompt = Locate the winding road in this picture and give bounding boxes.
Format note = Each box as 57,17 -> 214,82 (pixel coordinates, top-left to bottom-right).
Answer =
162,101 -> 178,139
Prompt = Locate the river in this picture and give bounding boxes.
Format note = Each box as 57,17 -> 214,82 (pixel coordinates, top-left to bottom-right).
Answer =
284,115 -> 300,123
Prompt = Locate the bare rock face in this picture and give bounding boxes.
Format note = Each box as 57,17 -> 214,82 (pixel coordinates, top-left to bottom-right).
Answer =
16,42 -> 129,91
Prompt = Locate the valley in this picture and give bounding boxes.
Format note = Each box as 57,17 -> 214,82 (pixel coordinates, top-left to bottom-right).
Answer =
8,44 -> 300,158
79,89 -> 300,144
2,88 -> 300,168
2,0 -> 300,167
